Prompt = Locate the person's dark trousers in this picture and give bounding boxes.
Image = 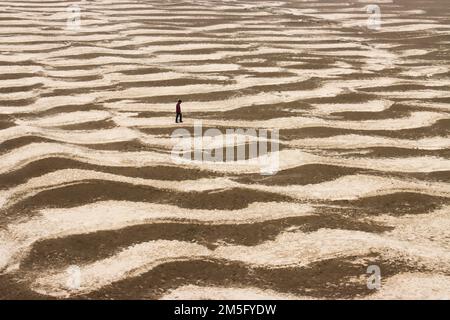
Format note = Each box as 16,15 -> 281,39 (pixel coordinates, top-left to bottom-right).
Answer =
176,112 -> 183,123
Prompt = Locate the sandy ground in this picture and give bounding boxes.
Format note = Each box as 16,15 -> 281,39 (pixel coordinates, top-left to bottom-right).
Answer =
0,0 -> 449,300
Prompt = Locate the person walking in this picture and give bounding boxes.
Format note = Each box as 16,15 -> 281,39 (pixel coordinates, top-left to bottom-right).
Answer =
175,100 -> 183,123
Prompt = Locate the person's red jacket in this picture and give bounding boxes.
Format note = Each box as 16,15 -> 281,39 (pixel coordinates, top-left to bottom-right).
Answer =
176,102 -> 181,113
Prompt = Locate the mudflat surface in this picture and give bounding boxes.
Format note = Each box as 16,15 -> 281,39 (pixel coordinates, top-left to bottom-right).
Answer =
0,0 -> 449,300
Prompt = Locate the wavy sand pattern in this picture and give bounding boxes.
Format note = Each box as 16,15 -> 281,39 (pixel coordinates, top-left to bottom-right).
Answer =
0,0 -> 449,300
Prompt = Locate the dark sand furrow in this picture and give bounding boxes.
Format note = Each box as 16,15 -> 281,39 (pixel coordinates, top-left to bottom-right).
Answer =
236,164 -> 450,185
360,84 -> 450,93
286,62 -> 339,70
0,157 -> 223,190
180,143 -> 287,162
0,73 -> 44,80
330,192 -> 450,216
20,216 -> 391,272
79,255 -> 426,300
323,147 -> 450,159
304,92 -> 380,105
54,119 -> 116,130
117,78 -> 234,88
0,132 -> 284,157
116,67 -> 169,75
49,52 -> 152,60
430,97 -> 450,104
4,181 -> 293,220
48,64 -> 113,71
235,163 -> 363,186
40,87 -> 117,98
139,125 -> 286,137
134,111 -> 172,118
0,135 -> 167,154
386,33 -> 450,47
1,155 -> 448,193
50,73 -> 105,81
106,77 -> 322,104
0,120 -> 15,130
152,47 -> 257,55
0,97 -> 37,107
79,140 -> 168,153
21,103 -> 104,118
0,61 -> 42,67
0,274 -> 53,300
329,104 -> 424,121
245,71 -> 299,78
281,119 -> 450,140
0,136 -> 56,156
418,50 -> 450,61
195,101 -> 313,120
